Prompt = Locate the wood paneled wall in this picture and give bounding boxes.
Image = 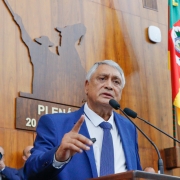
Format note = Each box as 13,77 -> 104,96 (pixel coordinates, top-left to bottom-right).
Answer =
0,0 -> 178,176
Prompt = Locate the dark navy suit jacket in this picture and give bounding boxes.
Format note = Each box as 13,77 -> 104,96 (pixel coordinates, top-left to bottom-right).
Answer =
24,106 -> 142,180
18,167 -> 24,180
1,167 -> 21,180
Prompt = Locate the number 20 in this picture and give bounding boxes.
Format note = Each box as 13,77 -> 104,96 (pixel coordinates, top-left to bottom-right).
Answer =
26,118 -> 37,128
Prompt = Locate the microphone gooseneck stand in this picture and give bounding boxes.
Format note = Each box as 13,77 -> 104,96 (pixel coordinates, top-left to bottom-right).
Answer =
123,107 -> 180,143
109,99 -> 164,174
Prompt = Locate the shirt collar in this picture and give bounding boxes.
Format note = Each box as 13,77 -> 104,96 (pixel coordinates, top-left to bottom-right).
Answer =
84,103 -> 114,129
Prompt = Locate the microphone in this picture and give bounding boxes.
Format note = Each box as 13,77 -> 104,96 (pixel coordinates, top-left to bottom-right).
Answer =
109,99 -> 164,174
91,138 -> 96,144
124,108 -> 180,143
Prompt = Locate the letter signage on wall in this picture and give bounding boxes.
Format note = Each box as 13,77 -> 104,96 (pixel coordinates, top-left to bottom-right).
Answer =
16,97 -> 79,131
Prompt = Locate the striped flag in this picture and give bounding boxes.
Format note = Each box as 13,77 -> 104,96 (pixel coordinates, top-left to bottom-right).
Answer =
168,0 -> 180,125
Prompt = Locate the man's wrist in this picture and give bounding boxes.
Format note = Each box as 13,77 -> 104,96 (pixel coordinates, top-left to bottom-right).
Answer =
52,154 -> 71,169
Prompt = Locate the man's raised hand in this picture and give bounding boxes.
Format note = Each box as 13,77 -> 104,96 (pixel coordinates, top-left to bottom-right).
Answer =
55,115 -> 93,162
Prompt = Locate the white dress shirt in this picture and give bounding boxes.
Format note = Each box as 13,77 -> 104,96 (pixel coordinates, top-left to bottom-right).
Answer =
84,103 -> 127,176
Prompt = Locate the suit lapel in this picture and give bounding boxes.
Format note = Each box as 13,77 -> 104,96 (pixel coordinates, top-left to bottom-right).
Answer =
114,112 -> 134,170
73,106 -> 98,178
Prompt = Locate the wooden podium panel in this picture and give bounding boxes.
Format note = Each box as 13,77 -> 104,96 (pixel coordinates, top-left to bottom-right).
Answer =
90,171 -> 180,180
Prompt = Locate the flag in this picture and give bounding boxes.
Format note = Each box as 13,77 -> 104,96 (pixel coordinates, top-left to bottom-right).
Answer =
168,0 -> 180,125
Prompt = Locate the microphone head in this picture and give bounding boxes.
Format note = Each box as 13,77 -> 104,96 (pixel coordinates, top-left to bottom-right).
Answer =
109,99 -> 120,110
123,108 -> 137,118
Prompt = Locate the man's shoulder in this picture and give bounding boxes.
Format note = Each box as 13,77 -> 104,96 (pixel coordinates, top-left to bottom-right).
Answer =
2,166 -> 19,175
3,166 -> 18,172
1,167 -> 21,180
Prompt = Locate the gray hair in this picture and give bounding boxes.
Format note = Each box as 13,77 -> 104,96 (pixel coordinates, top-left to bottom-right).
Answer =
86,60 -> 125,89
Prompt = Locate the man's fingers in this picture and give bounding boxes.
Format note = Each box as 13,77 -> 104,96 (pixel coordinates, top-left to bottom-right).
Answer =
56,117 -> 93,162
71,115 -> 85,133
64,132 -> 92,146
71,115 -> 93,146
76,133 -> 92,146
71,134 -> 92,148
66,143 -> 83,154
66,141 -> 90,153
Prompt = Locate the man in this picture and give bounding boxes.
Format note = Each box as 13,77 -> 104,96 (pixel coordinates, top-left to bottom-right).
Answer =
22,146 -> 33,162
18,146 -> 33,180
24,60 -> 142,180
0,146 -> 21,180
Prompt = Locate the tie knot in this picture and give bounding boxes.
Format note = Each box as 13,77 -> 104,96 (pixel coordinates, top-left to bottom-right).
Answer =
99,122 -> 112,130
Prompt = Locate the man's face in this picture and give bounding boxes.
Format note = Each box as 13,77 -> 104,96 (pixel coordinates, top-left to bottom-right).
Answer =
85,64 -> 123,108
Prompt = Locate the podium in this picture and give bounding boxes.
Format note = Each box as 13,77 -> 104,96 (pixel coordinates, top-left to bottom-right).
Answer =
89,170 -> 180,180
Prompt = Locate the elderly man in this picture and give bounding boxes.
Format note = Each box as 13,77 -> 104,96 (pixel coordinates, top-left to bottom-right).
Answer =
0,146 -> 20,180
25,60 -> 142,180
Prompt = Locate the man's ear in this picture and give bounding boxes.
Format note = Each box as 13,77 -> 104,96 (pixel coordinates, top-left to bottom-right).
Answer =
84,80 -> 89,95
22,155 -> 27,161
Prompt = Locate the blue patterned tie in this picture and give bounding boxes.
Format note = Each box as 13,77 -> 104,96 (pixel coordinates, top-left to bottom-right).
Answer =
99,122 -> 114,176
